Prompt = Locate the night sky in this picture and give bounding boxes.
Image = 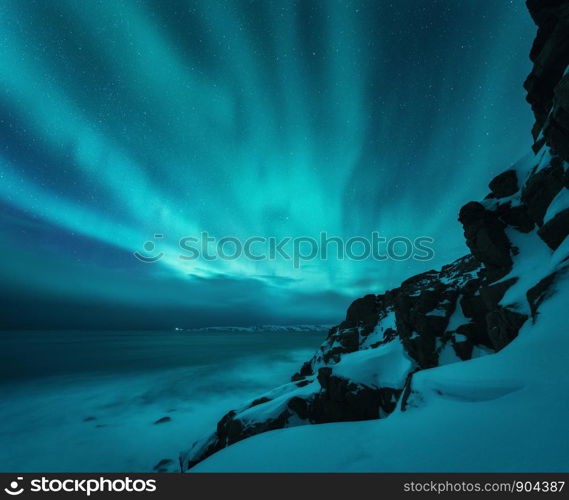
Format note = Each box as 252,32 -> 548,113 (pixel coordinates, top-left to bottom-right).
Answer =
0,0 -> 535,329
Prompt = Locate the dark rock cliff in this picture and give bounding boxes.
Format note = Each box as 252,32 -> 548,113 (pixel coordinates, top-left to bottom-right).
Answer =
525,0 -> 569,148
177,0 -> 569,471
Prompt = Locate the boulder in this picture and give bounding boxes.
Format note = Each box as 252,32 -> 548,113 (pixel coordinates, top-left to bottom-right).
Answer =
494,203 -> 535,233
524,1 -> 569,142
458,202 -> 513,280
479,278 -> 518,310
489,170 -> 519,198
544,71 -> 569,162
341,294 -> 380,333
486,307 -> 528,351
313,368 -> 400,423
538,207 -> 569,249
527,271 -> 560,319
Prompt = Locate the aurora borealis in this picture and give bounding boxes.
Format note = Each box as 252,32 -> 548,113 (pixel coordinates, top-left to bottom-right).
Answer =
0,0 -> 536,329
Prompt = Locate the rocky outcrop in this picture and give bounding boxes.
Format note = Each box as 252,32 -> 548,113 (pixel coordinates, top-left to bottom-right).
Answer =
181,235 -> 537,469
539,208 -> 569,249
489,170 -> 519,198
177,0 -> 569,472
521,159 -> 565,225
458,202 -> 513,281
525,0 -> 569,148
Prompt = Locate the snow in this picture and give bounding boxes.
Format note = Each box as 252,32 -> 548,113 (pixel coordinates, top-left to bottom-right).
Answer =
482,193 -> 520,211
360,310 -> 396,348
439,274 -> 466,286
535,147 -> 553,174
445,297 -> 470,332
436,340 -> 462,366
192,273 -> 569,472
513,150 -> 540,182
471,344 -> 493,359
426,307 -> 447,318
237,379 -> 319,425
333,338 -> 413,389
498,228 -> 564,315
544,188 -> 569,224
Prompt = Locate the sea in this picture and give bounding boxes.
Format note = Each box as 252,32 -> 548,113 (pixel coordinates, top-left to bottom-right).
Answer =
0,329 -> 326,472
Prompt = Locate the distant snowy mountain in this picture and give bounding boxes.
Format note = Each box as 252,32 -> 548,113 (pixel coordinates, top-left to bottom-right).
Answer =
178,324 -> 332,333
161,1 -> 569,473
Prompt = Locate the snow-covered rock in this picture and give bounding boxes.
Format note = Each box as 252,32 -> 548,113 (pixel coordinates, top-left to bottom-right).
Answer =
170,1 -> 569,472
191,272 -> 569,472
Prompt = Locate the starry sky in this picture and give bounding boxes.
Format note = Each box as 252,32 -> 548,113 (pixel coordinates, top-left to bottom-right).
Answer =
0,0 -> 536,329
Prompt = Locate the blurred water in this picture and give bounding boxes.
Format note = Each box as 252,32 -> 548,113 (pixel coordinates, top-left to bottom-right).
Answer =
0,329 -> 326,472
